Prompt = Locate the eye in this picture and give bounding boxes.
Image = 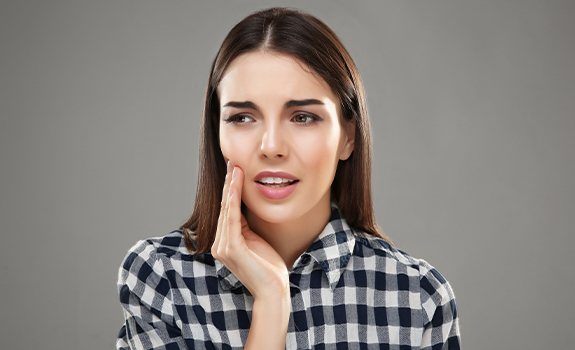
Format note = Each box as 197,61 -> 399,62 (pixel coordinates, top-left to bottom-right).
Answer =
223,113 -> 322,126
223,114 -> 254,124
292,113 -> 322,126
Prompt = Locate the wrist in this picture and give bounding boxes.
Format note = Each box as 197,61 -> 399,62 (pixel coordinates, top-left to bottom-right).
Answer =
253,289 -> 291,310
253,291 -> 291,321
253,279 -> 291,300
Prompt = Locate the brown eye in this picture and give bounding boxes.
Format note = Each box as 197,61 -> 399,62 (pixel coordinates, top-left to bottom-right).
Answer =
292,113 -> 321,126
223,114 -> 254,124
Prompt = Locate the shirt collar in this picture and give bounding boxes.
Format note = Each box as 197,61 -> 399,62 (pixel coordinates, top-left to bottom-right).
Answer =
214,201 -> 356,292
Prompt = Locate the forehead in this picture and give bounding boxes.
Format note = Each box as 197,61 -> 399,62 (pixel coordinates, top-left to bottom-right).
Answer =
217,51 -> 338,104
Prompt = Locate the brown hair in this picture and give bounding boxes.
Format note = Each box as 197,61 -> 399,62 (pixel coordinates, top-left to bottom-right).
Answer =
179,6 -> 395,254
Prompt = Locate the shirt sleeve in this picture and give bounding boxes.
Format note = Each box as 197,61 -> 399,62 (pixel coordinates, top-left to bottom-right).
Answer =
116,239 -> 187,350
419,259 -> 462,350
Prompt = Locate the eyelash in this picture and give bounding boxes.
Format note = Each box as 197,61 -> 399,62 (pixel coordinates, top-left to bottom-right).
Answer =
223,113 -> 322,127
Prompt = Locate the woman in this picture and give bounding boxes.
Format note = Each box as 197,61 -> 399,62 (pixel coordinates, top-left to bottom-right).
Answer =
116,6 -> 461,349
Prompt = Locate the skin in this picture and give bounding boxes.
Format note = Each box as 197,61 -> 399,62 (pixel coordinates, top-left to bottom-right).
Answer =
214,50 -> 355,297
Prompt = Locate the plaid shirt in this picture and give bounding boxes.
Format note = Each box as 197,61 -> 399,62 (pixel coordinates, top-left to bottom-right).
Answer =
116,202 -> 461,349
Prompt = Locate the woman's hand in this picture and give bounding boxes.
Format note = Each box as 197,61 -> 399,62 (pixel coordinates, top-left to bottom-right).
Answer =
211,160 -> 290,300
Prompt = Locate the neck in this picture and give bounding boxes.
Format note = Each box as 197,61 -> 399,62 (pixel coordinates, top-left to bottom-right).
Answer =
244,194 -> 332,270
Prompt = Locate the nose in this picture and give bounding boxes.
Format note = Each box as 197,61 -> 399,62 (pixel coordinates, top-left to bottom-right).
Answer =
259,119 -> 287,159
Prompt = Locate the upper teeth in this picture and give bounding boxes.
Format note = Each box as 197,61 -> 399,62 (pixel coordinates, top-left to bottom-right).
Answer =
258,177 -> 296,184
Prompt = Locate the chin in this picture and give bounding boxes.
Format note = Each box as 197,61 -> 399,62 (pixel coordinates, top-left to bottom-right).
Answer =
243,196 -> 302,224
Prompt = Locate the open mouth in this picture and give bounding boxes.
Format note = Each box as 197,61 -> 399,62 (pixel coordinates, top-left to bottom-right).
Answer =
255,180 -> 300,188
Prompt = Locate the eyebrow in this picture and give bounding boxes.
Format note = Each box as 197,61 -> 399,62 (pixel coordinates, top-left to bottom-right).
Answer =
222,98 -> 325,111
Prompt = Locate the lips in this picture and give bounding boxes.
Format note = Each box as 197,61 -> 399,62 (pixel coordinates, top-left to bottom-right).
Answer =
254,170 -> 299,182
255,180 -> 299,200
253,170 -> 300,200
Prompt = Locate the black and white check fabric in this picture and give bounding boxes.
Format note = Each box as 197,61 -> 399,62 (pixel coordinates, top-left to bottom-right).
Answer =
116,202 -> 461,349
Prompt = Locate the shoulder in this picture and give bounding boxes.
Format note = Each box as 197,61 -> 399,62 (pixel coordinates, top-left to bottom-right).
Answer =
119,229 -> 195,266
117,229 -> 201,288
352,229 -> 424,273
353,229 -> 459,322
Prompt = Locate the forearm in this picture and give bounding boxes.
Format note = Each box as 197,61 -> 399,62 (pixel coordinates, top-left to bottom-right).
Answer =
244,293 -> 291,349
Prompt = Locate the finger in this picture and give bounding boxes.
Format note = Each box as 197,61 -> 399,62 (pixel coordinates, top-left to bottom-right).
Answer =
221,164 -> 236,249
240,213 -> 248,230
221,160 -> 233,207
240,213 -> 256,241
213,160 -> 233,254
228,166 -> 244,247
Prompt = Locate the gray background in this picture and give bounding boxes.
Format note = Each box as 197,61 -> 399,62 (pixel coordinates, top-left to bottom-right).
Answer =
1,0 -> 573,349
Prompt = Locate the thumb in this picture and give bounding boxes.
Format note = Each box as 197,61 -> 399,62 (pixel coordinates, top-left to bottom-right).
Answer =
241,227 -> 257,240
240,212 -> 249,229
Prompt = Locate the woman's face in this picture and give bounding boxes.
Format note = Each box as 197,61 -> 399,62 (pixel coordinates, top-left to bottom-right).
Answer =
218,50 -> 354,223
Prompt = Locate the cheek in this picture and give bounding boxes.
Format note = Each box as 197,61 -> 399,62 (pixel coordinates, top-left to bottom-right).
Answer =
219,129 -> 251,162
297,134 -> 339,172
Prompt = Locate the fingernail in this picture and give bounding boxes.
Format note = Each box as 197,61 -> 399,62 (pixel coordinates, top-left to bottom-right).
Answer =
232,167 -> 238,179
226,160 -> 231,173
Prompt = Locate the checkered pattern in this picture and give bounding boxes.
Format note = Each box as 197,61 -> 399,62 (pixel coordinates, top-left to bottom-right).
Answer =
116,202 -> 461,349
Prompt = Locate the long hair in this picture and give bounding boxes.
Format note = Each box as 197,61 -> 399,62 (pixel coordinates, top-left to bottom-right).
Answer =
179,6 -> 395,254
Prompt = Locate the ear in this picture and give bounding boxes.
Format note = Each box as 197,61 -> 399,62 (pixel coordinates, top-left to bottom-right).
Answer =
339,118 -> 356,161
